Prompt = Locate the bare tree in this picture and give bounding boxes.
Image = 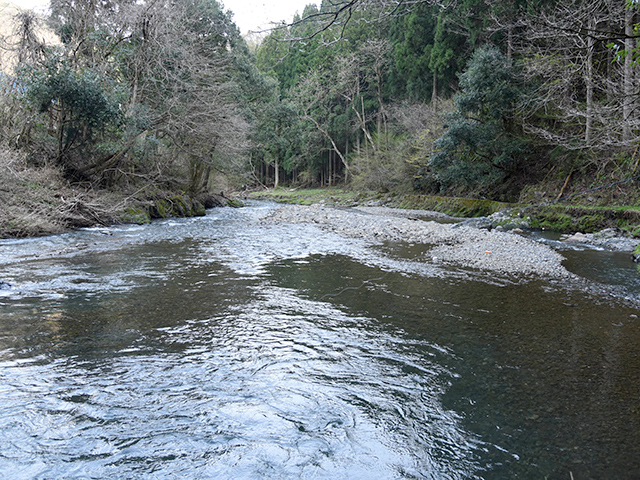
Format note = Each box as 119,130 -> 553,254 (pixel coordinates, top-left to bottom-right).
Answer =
337,54 -> 376,153
0,7 -> 55,73
293,68 -> 352,178
623,1 -> 636,142
360,39 -> 391,140
518,0 -> 639,150
118,0 -> 249,192
335,39 -> 391,154
0,10 -> 52,146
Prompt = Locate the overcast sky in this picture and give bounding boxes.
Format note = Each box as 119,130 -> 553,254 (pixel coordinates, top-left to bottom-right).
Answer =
224,0 -> 315,33
17,0 -> 316,34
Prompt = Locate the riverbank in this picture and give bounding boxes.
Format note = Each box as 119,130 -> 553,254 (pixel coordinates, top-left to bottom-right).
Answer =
0,148 -> 238,238
248,187 -> 640,237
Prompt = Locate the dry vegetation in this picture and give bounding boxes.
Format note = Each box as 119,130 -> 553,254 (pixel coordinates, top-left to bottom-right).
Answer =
0,146 -> 125,237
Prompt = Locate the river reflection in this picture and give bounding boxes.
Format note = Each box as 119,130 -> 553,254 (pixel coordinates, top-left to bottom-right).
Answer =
0,203 -> 638,479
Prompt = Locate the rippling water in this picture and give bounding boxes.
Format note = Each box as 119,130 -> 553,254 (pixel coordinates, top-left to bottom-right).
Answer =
0,202 -> 638,479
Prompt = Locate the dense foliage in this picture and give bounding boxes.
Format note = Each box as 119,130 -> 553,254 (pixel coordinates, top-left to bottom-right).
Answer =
1,0 -> 640,204
426,46 -> 527,196
252,0 -> 640,202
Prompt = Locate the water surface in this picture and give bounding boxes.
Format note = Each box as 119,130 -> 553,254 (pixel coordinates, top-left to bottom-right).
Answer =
0,202 -> 638,479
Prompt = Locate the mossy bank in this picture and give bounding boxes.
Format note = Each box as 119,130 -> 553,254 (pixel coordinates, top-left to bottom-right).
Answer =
249,188 -> 640,237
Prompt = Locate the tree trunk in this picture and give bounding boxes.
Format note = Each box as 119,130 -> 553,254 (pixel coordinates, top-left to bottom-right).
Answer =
375,66 -> 386,145
585,17 -> 595,145
360,96 -> 376,152
274,152 -> 280,189
623,4 -> 635,143
431,70 -> 438,106
304,113 -> 352,180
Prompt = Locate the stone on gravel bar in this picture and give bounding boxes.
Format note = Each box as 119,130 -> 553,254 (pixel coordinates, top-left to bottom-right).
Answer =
261,204 -> 571,278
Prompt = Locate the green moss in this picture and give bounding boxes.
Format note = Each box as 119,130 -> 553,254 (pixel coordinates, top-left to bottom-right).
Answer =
575,214 -> 602,232
150,199 -> 171,218
168,196 -> 188,216
527,205 -> 640,234
529,212 -> 573,232
147,195 -> 207,219
191,199 -> 206,216
226,198 -> 244,208
121,207 -> 150,224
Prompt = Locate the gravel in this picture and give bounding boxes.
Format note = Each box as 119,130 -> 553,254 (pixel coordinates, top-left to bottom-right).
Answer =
261,203 -> 572,278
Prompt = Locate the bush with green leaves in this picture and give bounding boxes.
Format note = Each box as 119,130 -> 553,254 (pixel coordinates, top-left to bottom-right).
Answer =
425,45 -> 527,197
19,51 -> 124,170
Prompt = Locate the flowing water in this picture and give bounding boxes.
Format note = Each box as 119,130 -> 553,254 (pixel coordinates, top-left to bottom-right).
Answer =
0,202 -> 638,479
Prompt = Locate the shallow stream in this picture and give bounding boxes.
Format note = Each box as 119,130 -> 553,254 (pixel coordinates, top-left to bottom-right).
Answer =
0,202 -> 638,479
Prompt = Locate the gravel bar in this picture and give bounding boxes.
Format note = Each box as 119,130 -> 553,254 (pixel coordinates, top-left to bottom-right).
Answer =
261,203 -> 572,278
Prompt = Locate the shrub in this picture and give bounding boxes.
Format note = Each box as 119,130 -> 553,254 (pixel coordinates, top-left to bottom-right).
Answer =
351,133 -> 415,193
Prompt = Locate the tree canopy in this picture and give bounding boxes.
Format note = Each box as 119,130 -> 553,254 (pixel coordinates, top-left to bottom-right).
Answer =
1,0 -> 640,202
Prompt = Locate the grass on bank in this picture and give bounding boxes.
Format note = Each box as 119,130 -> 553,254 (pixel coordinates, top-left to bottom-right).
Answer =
247,188 -> 372,206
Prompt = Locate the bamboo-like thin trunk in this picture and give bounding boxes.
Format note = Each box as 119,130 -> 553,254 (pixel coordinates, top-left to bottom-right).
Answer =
274,149 -> 279,189
431,71 -> 438,106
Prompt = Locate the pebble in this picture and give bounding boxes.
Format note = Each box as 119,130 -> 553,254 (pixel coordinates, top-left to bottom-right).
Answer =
261,204 -> 572,278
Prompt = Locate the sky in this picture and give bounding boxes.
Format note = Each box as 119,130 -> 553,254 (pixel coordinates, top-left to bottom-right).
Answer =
16,0 -> 316,35
223,0 -> 315,33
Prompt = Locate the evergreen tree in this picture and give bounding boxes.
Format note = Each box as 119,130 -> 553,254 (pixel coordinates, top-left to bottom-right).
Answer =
427,45 -> 527,196
388,3 -> 437,101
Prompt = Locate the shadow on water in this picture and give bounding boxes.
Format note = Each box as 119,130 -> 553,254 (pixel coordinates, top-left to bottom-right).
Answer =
0,204 -> 638,479
272,254 -> 640,480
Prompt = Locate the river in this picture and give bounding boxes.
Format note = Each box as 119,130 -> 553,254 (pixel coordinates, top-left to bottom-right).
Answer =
0,202 -> 638,479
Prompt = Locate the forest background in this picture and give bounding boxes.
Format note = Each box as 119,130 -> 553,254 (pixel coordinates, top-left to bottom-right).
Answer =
1,0 -> 640,236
